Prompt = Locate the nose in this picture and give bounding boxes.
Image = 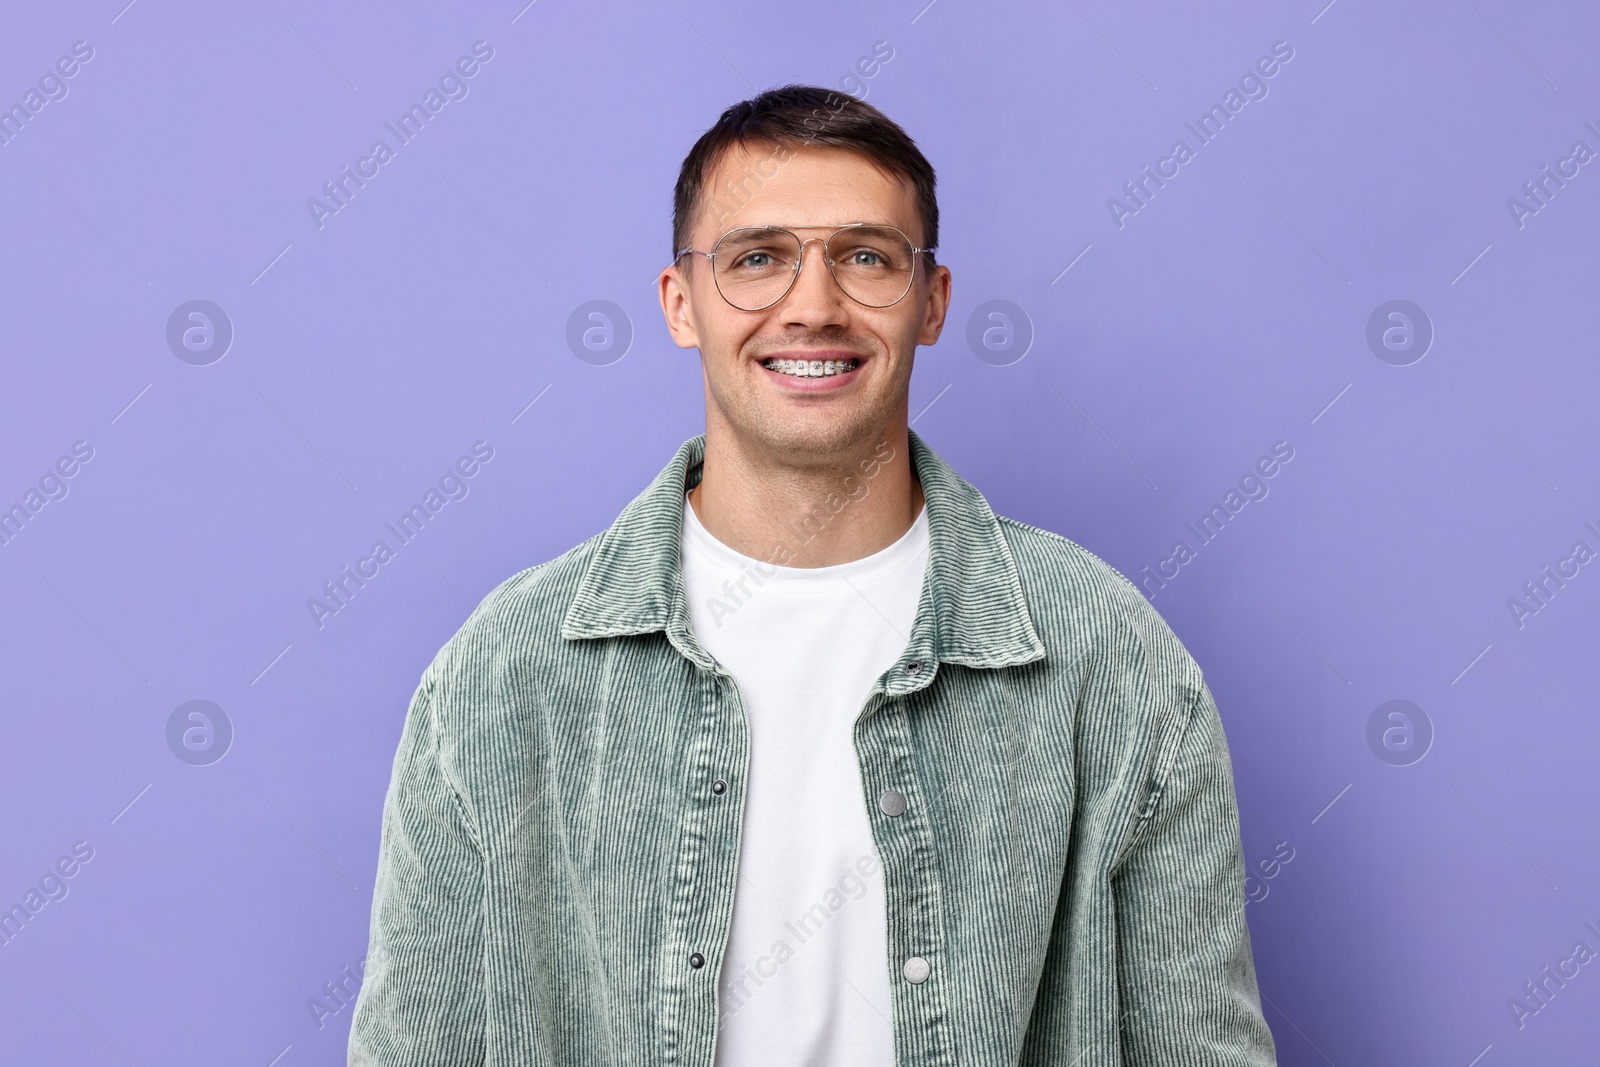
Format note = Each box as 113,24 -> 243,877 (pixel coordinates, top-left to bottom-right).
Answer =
776,237 -> 851,329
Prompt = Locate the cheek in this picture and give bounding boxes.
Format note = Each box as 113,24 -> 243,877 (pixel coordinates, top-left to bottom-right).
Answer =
682,283 -> 736,347
695,311 -> 765,378
870,311 -> 922,363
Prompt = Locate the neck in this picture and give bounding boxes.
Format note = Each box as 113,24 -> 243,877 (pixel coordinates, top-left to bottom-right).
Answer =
688,423 -> 924,569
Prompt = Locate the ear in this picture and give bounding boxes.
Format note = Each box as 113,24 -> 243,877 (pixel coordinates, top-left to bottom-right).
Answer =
915,263 -> 951,347
658,263 -> 702,350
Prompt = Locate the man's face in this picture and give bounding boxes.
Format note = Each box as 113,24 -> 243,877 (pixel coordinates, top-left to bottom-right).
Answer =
659,142 -> 951,464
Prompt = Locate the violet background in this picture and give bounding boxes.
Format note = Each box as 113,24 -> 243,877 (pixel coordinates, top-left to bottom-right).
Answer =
1,1 -> 1596,1063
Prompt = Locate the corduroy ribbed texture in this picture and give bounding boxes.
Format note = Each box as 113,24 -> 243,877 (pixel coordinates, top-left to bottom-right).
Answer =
348,429 -> 1278,1066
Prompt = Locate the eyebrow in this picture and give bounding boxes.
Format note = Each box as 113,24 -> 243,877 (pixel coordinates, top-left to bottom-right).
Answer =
734,221 -> 897,231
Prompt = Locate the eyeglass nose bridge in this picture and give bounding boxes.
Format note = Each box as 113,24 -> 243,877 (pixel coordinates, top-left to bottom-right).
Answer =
779,232 -> 858,303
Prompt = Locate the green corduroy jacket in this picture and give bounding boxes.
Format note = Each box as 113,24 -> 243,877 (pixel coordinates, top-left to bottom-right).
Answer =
348,429 -> 1277,1066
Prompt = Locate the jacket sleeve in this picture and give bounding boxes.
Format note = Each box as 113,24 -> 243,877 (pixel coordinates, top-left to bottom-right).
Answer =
349,669 -> 487,1065
1111,680 -> 1278,1065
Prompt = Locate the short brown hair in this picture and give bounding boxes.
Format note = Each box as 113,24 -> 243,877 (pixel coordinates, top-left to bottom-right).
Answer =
672,85 -> 938,268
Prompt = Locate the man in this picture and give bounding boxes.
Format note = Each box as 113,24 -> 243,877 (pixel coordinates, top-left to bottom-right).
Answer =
350,85 -> 1277,1065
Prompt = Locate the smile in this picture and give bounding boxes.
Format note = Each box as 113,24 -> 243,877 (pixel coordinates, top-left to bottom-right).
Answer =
761,357 -> 860,378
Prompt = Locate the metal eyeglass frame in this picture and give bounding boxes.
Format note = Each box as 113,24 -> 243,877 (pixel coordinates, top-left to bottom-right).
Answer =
674,223 -> 935,311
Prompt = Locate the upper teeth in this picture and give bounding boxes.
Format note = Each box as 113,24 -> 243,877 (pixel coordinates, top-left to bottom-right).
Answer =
763,358 -> 859,377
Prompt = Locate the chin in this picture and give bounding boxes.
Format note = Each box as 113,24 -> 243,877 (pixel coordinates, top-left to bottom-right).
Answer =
751,408 -> 888,462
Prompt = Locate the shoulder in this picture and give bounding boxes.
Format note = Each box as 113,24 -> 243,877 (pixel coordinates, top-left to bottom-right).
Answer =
995,514 -> 1203,701
994,514 -> 1213,845
420,531 -> 606,690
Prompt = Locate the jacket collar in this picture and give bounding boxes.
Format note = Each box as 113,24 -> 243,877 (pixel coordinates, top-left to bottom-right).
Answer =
560,430 -> 1046,690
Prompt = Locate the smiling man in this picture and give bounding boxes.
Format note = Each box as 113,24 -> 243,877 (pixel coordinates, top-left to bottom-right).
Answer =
350,86 -> 1277,1066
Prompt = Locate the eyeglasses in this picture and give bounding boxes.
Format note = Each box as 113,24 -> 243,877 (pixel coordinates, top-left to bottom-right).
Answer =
675,223 -> 934,312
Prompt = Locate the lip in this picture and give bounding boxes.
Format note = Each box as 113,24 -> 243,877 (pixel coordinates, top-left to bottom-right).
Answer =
756,351 -> 867,393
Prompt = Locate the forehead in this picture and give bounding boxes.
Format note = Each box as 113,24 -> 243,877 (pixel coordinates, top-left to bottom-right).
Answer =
696,142 -> 922,243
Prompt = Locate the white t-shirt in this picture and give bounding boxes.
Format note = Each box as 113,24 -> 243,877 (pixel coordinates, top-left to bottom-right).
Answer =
681,491 -> 930,1067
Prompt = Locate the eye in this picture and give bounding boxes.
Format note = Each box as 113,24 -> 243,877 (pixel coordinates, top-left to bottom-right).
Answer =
836,242 -> 901,271
735,251 -> 773,269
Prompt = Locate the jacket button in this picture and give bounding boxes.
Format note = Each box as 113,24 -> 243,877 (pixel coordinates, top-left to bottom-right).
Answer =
879,789 -> 907,817
689,952 -> 705,969
711,779 -> 727,795
903,956 -> 930,984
